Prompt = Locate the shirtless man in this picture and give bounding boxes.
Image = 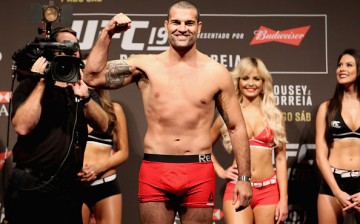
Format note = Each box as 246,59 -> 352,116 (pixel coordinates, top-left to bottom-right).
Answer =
83,1 -> 252,223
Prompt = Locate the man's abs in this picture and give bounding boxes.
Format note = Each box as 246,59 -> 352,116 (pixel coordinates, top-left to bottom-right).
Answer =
143,130 -> 213,155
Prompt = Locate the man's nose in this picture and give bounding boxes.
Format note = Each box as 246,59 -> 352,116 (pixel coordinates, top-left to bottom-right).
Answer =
178,23 -> 187,32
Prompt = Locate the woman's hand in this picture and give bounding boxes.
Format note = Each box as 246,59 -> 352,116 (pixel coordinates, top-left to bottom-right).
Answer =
222,164 -> 238,181
275,198 -> 288,223
78,164 -> 99,182
335,190 -> 352,210
344,193 -> 360,213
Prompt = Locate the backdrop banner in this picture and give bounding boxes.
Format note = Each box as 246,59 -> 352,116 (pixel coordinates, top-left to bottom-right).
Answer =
1,1 -> 360,223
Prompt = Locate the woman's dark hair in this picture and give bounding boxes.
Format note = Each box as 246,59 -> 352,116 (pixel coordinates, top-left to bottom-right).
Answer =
325,48 -> 360,146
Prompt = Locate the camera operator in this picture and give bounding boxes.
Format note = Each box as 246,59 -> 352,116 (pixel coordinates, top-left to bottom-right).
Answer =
4,27 -> 109,224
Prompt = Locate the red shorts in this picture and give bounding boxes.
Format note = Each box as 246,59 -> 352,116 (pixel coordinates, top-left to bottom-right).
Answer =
223,174 -> 279,208
138,154 -> 216,208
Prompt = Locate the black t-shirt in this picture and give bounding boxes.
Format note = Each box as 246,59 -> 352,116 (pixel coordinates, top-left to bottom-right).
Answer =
11,79 -> 90,178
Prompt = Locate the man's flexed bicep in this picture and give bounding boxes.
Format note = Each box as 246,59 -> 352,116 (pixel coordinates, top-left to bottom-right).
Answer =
104,59 -> 143,89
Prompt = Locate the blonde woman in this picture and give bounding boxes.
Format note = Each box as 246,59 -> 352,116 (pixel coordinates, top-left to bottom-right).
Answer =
211,57 -> 288,223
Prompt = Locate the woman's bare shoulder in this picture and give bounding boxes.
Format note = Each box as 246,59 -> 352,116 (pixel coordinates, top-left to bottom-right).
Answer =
112,102 -> 124,113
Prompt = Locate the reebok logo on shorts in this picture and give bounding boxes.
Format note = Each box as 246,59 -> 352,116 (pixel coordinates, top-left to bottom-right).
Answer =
207,191 -> 214,206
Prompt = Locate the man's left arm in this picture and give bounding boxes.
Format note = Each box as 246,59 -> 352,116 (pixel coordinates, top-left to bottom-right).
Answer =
215,68 -> 252,210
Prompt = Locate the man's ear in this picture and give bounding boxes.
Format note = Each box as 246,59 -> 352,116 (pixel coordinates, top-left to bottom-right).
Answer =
197,21 -> 202,33
164,20 -> 169,33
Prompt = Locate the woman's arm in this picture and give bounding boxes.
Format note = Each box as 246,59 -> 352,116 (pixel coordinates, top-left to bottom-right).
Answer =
274,142 -> 288,223
315,101 -> 351,208
96,102 -> 129,175
211,115 -> 238,180
109,102 -> 129,166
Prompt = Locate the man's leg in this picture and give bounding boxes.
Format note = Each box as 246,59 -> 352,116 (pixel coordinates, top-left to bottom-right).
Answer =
139,201 -> 176,224
178,207 -> 213,224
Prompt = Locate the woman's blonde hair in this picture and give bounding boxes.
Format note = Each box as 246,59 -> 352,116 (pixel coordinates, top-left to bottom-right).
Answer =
220,57 -> 287,153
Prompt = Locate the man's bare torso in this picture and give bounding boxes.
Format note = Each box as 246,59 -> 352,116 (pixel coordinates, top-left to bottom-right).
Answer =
128,51 -> 225,155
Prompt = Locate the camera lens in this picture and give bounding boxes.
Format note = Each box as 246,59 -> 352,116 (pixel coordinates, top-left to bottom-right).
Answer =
54,60 -> 73,78
51,55 -> 81,83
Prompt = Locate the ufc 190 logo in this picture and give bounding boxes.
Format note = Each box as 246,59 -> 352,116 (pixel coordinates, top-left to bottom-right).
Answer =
71,19 -> 168,52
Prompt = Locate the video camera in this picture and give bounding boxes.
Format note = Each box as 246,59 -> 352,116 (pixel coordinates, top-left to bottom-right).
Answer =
12,1 -> 83,83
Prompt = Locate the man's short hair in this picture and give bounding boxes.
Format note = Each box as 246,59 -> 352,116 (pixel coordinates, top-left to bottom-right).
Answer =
50,27 -> 78,42
167,1 -> 200,22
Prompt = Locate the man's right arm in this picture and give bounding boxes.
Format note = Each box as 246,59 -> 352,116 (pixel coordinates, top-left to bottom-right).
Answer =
83,13 -> 136,89
12,57 -> 48,135
12,79 -> 45,135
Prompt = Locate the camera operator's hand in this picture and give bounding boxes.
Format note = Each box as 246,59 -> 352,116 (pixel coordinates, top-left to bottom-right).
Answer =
69,79 -> 90,99
105,13 -> 131,37
31,56 -> 48,76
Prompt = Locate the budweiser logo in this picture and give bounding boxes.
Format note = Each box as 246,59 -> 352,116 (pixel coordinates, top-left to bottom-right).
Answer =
0,151 -> 12,170
250,25 -> 310,46
0,92 -> 11,103
213,208 -> 224,221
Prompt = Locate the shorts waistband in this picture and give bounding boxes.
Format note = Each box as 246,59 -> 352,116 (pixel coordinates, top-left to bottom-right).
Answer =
143,153 -> 212,163
251,176 -> 277,188
90,173 -> 117,186
331,167 -> 360,178
229,175 -> 277,188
